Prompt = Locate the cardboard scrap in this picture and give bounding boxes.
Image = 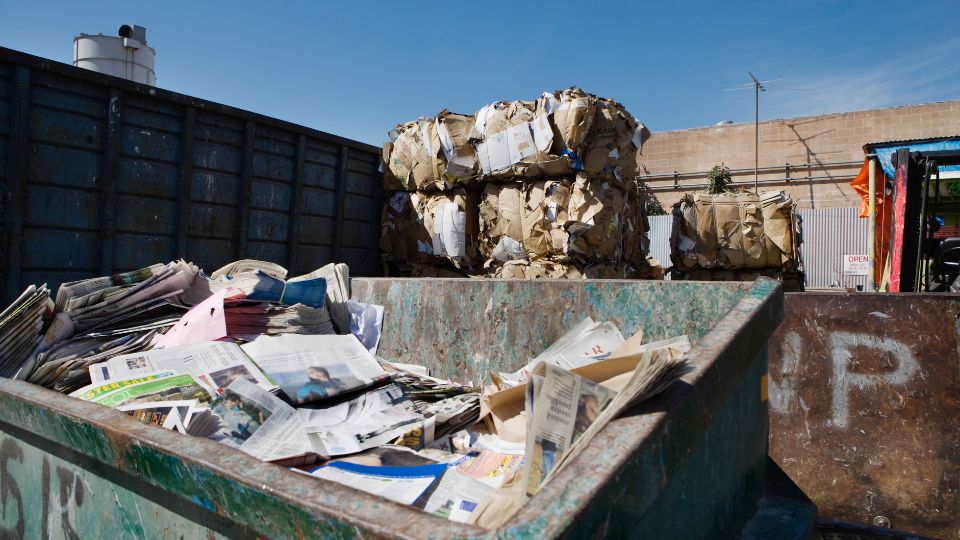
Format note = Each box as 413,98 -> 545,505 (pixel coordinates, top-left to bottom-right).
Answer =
478,180 -> 572,262
567,174 -> 646,265
380,189 -> 480,269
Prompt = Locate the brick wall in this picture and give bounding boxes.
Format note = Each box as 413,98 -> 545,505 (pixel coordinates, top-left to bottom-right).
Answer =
637,100 -> 960,209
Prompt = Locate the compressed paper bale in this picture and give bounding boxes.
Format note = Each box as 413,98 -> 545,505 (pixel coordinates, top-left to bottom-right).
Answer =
409,120 -> 446,191
474,100 -> 537,138
567,175 -> 645,264
435,111 -> 479,184
379,192 -> 428,263
488,259 -> 583,280
384,127 -> 418,191
581,97 -> 649,185
760,190 -> 799,268
379,190 -> 480,268
550,87 -> 597,156
670,190 -> 797,272
416,189 -> 480,267
473,100 -> 575,180
388,112 -> 481,189
477,180 -> 572,262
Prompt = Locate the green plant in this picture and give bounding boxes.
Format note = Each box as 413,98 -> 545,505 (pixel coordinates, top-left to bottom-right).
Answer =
949,181 -> 960,197
636,181 -> 667,215
707,163 -> 733,194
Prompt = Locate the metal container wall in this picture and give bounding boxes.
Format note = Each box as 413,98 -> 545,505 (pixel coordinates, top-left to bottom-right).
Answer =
769,292 -> 960,539
0,46 -> 383,304
0,278 -> 785,538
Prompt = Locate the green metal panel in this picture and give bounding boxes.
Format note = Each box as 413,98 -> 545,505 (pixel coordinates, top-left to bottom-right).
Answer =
0,431 -> 232,539
0,278 -> 784,538
353,278 -> 756,384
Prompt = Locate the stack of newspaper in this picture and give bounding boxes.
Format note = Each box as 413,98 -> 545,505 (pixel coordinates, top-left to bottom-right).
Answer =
23,261 -> 201,392
0,258 -> 694,530
0,285 -> 52,377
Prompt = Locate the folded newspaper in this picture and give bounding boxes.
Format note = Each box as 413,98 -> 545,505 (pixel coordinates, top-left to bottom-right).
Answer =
301,383 -> 422,457
242,334 -> 389,405
88,341 -> 276,394
494,317 -> 627,389
210,378 -> 312,462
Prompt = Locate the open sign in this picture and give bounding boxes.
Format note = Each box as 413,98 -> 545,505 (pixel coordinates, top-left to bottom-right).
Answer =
842,254 -> 868,275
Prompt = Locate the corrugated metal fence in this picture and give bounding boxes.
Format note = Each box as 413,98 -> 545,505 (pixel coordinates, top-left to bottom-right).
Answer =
647,208 -> 868,289
648,215 -> 672,280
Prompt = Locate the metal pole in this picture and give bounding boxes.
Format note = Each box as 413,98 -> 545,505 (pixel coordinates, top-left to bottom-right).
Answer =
754,83 -> 759,193
866,157 -> 877,292
914,159 -> 931,292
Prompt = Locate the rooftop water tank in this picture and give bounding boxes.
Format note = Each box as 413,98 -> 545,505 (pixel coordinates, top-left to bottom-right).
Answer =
73,25 -> 156,85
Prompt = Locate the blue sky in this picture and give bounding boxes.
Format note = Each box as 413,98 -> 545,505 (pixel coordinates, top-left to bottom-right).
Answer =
1,1 -> 957,145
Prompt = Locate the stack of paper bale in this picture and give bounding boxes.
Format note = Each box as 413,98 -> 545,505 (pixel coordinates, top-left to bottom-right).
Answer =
380,88 -> 661,279
669,190 -> 803,288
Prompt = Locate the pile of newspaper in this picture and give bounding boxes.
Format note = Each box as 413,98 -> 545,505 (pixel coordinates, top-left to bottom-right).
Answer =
380,87 -> 662,279
11,260 -> 350,394
0,284 -> 53,377
0,260 -> 690,528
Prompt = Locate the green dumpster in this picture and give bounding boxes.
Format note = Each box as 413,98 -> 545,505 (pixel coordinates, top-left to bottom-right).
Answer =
0,278 -> 805,538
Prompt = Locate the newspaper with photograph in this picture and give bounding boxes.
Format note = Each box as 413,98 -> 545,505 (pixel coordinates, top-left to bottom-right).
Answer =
210,378 -> 311,462
300,383 -> 423,457
117,399 -> 197,433
522,362 -> 617,496
540,335 -> 692,486
241,334 -> 389,404
88,341 -> 276,395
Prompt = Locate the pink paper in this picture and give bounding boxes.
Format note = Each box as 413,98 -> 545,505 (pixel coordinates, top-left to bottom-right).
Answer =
155,289 -> 229,348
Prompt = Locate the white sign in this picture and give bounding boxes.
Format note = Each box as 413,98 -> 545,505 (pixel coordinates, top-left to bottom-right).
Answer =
842,254 -> 868,275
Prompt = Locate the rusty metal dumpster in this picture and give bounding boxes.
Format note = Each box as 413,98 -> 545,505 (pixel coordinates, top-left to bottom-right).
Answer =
769,292 -> 960,539
0,278 -> 799,538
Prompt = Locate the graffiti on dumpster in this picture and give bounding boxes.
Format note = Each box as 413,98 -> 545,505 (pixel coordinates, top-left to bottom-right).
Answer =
0,437 -> 84,539
768,294 -> 960,539
769,331 -> 918,427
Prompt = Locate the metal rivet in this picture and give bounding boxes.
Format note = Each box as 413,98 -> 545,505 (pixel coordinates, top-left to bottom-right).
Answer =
872,515 -> 891,528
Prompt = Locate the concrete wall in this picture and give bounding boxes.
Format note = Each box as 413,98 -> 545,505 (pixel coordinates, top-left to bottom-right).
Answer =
638,100 -> 960,209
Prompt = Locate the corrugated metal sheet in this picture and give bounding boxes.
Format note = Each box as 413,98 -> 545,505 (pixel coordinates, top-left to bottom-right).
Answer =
648,215 -> 672,280
646,208 -> 868,289
797,207 -> 868,289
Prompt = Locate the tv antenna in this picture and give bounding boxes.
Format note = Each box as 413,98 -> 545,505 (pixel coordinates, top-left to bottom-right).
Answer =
727,73 -> 784,192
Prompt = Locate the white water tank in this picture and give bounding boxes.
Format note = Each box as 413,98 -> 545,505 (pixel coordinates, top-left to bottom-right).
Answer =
73,25 -> 156,85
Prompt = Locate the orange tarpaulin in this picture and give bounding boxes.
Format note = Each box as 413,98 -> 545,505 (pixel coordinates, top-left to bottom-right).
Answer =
849,158 -> 892,286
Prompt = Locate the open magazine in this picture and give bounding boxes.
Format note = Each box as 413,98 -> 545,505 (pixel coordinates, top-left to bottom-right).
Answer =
241,334 -> 388,404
